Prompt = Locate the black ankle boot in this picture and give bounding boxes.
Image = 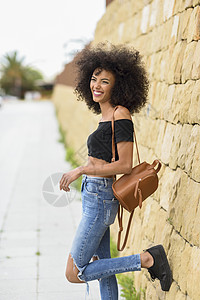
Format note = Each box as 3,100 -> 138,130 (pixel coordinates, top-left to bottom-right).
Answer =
145,244 -> 172,291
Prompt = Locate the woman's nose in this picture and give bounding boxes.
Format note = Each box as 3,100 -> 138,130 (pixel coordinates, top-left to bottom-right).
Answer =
94,81 -> 101,89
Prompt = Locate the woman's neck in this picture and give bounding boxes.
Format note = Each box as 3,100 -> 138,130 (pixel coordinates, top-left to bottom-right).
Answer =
100,102 -> 115,121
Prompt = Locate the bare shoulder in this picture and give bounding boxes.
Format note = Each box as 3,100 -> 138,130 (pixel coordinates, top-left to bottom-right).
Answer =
114,105 -> 132,121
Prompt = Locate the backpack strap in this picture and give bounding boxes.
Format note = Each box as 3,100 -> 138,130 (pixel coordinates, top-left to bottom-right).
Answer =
117,205 -> 135,251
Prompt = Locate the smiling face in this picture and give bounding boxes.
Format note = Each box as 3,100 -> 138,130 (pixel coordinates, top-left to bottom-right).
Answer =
90,68 -> 115,104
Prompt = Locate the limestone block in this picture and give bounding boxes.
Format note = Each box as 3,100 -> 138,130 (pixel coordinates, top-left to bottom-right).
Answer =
168,124 -> 182,169
192,40 -> 200,79
173,0 -> 187,14
121,20 -> 130,43
159,166 -> 176,211
136,117 -> 159,151
184,124 -> 199,176
163,0 -> 175,21
174,41 -> 187,83
187,246 -> 200,299
133,13 -> 144,40
160,167 -> 182,212
179,80 -> 195,123
165,282 -> 185,300
181,41 -> 197,83
145,281 -> 160,299
153,162 -> 166,202
149,0 -> 159,29
161,122 -> 176,165
154,209 -> 173,248
130,0 -> 145,16
192,201 -> 200,246
148,81 -> 157,105
153,0 -> 163,25
147,53 -> 156,80
180,178 -> 200,244
171,15 -> 180,44
163,84 -> 176,119
184,0 -> 194,9
160,49 -> 169,82
141,199 -> 160,242
122,16 -> 140,43
161,19 -> 174,50
168,230 -> 186,283
167,41 -> 187,84
193,0 -> 200,5
168,169 -> 189,232
190,125 -> 200,181
187,6 -> 200,42
150,26 -> 163,53
116,1 -> 132,24
177,124 -> 193,169
174,291 -> 188,300
155,119 -> 167,158
177,8 -> 192,40
153,83 -> 168,120
140,4 -> 150,34
117,22 -> 124,43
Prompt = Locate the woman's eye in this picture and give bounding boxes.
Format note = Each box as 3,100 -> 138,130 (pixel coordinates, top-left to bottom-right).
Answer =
103,81 -> 109,84
91,78 -> 96,81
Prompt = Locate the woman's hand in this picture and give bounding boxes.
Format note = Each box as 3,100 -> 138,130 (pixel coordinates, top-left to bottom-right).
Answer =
59,167 -> 82,192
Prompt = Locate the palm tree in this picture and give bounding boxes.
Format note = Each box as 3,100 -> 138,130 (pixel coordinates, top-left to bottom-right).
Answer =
0,51 -> 43,98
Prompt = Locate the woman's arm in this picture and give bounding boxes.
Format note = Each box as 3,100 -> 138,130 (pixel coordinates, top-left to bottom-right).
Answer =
60,140 -> 133,191
60,106 -> 133,191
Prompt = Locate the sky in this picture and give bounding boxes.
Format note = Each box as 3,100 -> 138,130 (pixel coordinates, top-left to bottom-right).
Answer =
0,0 -> 105,80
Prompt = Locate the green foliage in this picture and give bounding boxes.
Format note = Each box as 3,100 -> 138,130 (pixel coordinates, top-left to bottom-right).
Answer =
0,50 -> 43,98
117,274 -> 145,300
66,147 -> 79,168
65,146 -> 82,191
110,237 -> 119,258
58,124 -> 65,144
57,124 -> 82,191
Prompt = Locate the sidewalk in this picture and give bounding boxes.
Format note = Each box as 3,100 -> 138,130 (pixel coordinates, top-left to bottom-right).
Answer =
0,100 -> 100,300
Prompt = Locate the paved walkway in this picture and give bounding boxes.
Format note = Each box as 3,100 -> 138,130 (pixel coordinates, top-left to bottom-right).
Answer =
0,100 -> 100,300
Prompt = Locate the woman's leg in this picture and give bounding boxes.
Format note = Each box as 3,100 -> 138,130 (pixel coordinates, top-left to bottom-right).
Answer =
66,176 -> 172,293
94,227 -> 118,300
66,176 -> 109,282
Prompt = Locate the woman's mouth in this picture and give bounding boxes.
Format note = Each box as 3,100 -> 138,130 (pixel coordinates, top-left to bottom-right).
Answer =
93,91 -> 103,97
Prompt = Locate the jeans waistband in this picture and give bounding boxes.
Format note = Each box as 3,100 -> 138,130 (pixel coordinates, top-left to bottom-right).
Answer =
82,175 -> 114,187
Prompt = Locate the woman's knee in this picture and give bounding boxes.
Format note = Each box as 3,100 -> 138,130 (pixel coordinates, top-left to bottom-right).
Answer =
65,268 -> 75,283
65,254 -> 84,283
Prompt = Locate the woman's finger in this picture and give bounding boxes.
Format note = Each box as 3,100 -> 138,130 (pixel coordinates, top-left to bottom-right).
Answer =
60,175 -> 68,189
59,175 -> 65,188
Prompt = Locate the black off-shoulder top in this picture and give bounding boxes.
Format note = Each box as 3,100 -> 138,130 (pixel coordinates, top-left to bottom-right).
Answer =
87,119 -> 134,163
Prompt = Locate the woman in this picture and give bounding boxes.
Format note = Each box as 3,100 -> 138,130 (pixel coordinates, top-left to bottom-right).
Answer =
60,43 -> 172,299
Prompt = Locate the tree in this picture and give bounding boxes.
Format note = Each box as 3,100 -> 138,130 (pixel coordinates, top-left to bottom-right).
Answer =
0,51 -> 43,98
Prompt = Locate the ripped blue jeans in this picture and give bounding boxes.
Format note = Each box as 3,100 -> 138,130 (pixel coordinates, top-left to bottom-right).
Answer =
70,175 -> 141,300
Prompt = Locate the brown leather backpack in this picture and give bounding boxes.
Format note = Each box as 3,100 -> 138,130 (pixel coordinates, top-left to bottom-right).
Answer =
111,106 -> 161,251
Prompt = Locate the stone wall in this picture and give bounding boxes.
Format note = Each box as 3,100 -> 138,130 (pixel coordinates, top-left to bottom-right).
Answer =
92,0 -> 200,299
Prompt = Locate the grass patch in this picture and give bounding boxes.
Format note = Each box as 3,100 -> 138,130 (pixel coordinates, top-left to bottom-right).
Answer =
117,274 -> 145,300
58,124 -> 65,145
57,123 -> 82,191
110,237 -> 145,300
